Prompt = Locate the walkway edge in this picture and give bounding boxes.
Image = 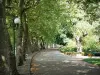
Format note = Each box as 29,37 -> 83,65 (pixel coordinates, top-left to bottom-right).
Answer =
30,50 -> 41,75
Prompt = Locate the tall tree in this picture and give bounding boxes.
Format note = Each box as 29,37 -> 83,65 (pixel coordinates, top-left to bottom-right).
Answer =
0,0 -> 20,75
16,0 -> 24,66
0,0 -> 10,74
22,12 -> 29,60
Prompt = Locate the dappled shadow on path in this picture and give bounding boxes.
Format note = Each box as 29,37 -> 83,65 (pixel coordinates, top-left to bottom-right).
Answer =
30,50 -> 100,75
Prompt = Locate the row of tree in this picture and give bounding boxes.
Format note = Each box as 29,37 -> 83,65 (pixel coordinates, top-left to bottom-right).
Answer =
0,0 -> 67,75
0,0 -> 100,75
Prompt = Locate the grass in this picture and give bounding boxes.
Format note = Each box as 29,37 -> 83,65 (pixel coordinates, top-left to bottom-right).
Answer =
83,58 -> 100,66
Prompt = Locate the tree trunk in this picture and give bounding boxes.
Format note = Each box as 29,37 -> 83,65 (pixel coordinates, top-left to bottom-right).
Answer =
31,37 -> 40,52
22,13 -> 29,61
40,37 -> 45,50
16,17 -> 24,66
0,1 -> 10,75
34,39 -> 40,51
16,0 -> 24,66
75,36 -> 82,53
0,1 -> 20,75
0,0 -> 20,75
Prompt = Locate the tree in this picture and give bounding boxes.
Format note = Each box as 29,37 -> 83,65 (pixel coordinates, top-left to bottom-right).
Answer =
0,0 -> 10,74
27,0 -> 68,48
0,0 -> 20,75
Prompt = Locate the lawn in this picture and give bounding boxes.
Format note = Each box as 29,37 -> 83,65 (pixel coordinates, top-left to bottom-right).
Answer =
83,58 -> 100,66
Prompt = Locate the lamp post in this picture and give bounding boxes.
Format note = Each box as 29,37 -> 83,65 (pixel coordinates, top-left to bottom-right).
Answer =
13,17 -> 20,56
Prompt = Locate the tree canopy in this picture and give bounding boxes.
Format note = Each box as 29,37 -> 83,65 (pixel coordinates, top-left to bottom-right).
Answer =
0,0 -> 100,74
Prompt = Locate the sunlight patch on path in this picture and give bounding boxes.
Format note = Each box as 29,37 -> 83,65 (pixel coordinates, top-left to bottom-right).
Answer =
31,50 -> 100,75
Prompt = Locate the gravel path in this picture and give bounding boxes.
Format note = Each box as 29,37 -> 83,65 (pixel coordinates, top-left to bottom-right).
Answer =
30,49 -> 100,75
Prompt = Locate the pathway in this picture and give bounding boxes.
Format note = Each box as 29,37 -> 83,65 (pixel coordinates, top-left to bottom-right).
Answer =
30,49 -> 100,75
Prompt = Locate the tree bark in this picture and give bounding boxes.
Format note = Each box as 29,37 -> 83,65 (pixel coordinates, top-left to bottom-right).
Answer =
31,36 -> 40,52
75,36 -> 82,53
0,0 -> 20,75
0,1 -> 10,74
22,13 -> 29,61
40,37 -> 45,50
16,0 -> 24,66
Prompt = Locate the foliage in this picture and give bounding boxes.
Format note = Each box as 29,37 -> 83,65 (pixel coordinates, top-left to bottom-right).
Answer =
2,0 -> 100,75
59,39 -> 77,52
72,0 -> 100,23
55,34 -> 66,46
82,35 -> 100,55
5,0 -> 100,47
83,58 -> 100,66
27,0 -> 68,43
60,47 -> 77,53
73,21 -> 93,36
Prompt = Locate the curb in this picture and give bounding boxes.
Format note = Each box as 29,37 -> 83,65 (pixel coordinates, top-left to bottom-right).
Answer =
30,51 -> 41,75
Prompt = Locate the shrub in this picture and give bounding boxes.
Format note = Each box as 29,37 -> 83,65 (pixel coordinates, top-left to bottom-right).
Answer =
83,42 -> 100,56
59,46 -> 77,56
59,39 -> 77,53
82,35 -> 100,56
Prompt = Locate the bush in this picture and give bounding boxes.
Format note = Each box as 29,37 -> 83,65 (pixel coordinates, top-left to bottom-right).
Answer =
83,43 -> 100,56
59,46 -> 77,53
59,39 -> 77,53
82,35 -> 100,56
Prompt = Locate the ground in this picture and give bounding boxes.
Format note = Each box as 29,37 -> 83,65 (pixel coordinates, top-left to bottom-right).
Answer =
18,49 -> 100,75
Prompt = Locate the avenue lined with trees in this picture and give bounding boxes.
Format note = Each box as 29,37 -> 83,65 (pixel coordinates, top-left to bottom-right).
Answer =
0,0 -> 100,75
